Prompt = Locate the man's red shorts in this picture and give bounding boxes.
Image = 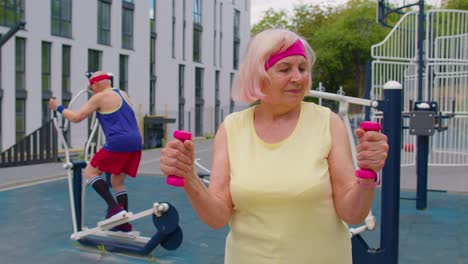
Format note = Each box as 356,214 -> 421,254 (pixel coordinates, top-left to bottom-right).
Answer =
90,148 -> 142,177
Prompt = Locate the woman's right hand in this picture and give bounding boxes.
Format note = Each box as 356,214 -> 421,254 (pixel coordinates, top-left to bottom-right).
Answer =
160,139 -> 196,180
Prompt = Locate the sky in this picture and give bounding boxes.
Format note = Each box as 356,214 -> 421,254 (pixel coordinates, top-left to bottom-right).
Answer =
250,0 -> 443,25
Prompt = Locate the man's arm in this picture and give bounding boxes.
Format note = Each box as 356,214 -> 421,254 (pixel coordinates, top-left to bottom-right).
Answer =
48,95 -> 101,123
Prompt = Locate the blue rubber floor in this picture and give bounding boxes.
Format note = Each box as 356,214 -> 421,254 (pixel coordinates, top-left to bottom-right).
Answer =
0,176 -> 228,264
360,189 -> 468,264
1,175 -> 467,263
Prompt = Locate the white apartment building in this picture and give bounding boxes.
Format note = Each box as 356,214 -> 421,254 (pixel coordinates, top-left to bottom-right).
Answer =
0,0 -> 250,152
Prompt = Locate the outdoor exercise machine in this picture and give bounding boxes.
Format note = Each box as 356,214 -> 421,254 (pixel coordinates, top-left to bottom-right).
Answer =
51,74 -> 183,256
403,100 -> 455,209
310,80 -> 402,264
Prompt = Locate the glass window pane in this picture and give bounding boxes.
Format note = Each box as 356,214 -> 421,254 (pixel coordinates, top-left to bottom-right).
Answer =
51,19 -> 59,35
16,100 -> 25,133
63,0 -> 71,19
51,0 -> 59,16
63,22 -> 71,37
42,76 -> 50,92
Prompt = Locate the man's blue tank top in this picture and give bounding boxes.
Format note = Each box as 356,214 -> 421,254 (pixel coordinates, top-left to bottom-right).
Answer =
96,89 -> 142,152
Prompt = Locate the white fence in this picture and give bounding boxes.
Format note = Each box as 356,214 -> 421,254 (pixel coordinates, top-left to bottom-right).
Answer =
369,9 -> 468,166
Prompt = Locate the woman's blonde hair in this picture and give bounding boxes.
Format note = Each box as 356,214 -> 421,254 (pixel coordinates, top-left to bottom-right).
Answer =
231,29 -> 316,104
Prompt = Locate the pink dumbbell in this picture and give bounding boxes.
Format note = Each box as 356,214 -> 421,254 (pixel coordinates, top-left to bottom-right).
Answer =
355,121 -> 381,182
166,130 -> 193,187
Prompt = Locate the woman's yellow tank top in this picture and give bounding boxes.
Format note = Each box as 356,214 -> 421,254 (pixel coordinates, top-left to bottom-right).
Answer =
223,102 -> 352,264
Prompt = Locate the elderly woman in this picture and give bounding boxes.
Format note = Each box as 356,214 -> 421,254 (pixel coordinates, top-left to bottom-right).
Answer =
160,28 -> 388,263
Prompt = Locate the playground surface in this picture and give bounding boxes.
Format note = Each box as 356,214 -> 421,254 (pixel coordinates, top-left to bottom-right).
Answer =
1,139 -> 467,264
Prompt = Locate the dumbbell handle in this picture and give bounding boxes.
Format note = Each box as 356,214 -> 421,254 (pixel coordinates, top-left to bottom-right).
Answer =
166,130 -> 192,187
355,121 -> 381,180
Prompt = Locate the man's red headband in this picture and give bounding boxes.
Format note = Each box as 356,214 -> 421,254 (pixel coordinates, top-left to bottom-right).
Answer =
89,74 -> 111,86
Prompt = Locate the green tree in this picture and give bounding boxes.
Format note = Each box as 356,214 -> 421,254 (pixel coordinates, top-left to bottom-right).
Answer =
444,0 -> 468,10
251,9 -> 291,35
308,0 -> 389,97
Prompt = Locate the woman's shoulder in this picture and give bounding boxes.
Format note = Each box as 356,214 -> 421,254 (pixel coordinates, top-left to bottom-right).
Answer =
224,106 -> 254,123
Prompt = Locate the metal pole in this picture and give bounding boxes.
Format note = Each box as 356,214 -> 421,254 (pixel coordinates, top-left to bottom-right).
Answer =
351,81 -> 402,264
381,81 -> 402,264
72,160 -> 87,231
416,0 -> 429,210
365,60 -> 372,120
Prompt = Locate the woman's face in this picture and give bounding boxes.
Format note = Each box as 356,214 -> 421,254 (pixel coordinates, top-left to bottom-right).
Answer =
264,55 -> 310,107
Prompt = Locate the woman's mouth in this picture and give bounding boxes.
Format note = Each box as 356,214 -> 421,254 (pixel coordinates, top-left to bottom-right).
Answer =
287,89 -> 302,94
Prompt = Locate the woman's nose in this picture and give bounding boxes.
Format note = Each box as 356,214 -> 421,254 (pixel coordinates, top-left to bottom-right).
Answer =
290,68 -> 303,81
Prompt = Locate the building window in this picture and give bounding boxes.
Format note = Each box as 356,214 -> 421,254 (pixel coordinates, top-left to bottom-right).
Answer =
150,0 -> 155,33
182,0 -> 186,60
61,46 -> 71,142
150,0 -> 156,115
178,64 -> 185,130
97,0 -> 111,45
15,36 -> 26,142
149,76 -> 156,115
15,99 -> 25,142
193,0 -> 202,24
233,9 -> 240,70
42,100 -> 50,124
15,37 -> 26,91
122,2 -> 134,49
42,42 -> 52,124
215,70 -> 220,131
88,49 -> 102,73
150,36 -> 156,76
193,27 -> 202,63
51,0 -> 72,38
150,37 -> 156,114
230,73 -> 235,113
0,0 -> 25,27
87,49 -> 102,134
193,0 -> 202,62
172,0 -> 176,58
62,45 -> 71,95
219,3 -> 223,66
213,0 -> 217,66
42,42 -> 52,92
195,67 -> 204,136
119,54 -> 128,91
61,47 -> 71,141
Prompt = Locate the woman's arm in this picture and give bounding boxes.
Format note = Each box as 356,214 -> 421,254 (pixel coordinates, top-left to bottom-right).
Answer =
328,113 -> 388,224
160,123 -> 233,229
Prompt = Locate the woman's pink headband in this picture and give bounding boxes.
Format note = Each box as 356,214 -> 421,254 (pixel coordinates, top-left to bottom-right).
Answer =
264,39 -> 306,71
89,74 -> 110,86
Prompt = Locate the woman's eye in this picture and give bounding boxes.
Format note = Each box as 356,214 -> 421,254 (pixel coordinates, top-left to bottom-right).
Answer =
279,68 -> 289,72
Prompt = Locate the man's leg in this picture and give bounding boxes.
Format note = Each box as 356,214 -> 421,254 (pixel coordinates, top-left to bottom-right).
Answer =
84,164 -> 119,210
111,173 -> 128,211
110,173 -> 132,231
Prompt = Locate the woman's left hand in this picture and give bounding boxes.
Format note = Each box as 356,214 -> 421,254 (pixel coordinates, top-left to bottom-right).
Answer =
355,128 -> 389,172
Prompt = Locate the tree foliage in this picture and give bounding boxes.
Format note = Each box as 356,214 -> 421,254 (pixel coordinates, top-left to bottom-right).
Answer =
250,9 -> 291,34
443,0 -> 468,10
